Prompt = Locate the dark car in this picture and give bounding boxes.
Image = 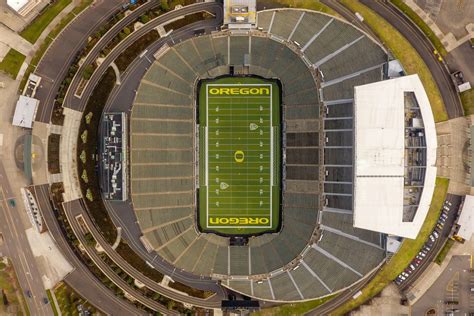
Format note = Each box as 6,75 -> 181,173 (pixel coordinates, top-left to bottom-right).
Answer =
42,297 -> 49,304
25,290 -> 32,298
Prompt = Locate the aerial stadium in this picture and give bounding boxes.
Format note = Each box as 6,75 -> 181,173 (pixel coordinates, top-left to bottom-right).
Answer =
127,4 -> 437,302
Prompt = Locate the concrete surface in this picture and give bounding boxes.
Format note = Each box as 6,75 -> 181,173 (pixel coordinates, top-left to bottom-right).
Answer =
25,227 -> 73,289
0,23 -> 33,57
352,283 -> 409,315
436,117 -> 470,195
60,107 -> 81,202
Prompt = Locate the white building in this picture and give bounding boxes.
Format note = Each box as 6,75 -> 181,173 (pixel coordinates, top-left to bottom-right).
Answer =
12,95 -> 39,128
7,0 -> 41,16
353,74 -> 437,239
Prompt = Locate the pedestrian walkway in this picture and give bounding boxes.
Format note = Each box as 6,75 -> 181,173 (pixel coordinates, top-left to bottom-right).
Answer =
0,24 -> 33,57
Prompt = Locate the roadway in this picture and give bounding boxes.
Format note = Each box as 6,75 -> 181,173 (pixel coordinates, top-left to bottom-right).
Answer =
399,194 -> 463,292
67,1 -> 227,296
67,1 -> 223,113
359,0 -> 464,119
63,199 -> 177,314
32,184 -> 145,315
100,20 -> 230,295
34,0 -> 127,123
71,197 -> 222,309
0,162 -> 53,315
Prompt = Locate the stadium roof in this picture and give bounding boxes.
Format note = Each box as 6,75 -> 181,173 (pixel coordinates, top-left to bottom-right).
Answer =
353,75 -> 437,239
12,95 -> 39,128
457,195 -> 474,240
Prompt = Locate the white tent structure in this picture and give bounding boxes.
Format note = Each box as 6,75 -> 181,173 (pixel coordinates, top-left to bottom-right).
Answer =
353,75 -> 437,239
457,195 -> 474,241
12,95 -> 39,128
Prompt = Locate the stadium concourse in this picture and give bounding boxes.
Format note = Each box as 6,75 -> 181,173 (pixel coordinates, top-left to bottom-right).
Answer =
129,9 -> 389,301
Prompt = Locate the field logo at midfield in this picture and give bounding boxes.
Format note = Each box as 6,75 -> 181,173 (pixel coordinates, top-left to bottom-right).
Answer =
234,150 -> 245,163
208,87 -> 270,95
209,217 -> 270,226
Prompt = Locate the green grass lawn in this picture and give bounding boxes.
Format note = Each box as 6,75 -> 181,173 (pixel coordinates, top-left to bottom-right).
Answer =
0,259 -> 29,315
199,77 -> 281,235
53,282 -> 97,314
0,49 -> 26,79
331,177 -> 449,315
46,290 -> 59,316
435,238 -> 455,265
19,0 -> 93,92
254,294 -> 338,316
262,0 -> 337,15
340,0 -> 448,122
20,0 -> 72,44
390,0 -> 447,56
461,88 -> 474,115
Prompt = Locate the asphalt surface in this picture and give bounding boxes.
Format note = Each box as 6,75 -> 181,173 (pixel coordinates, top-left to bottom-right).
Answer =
399,194 -> 463,292
34,0 -> 127,123
100,22 -> 232,295
75,2 -> 227,296
412,255 -> 472,315
0,163 -> 53,316
63,199 -> 175,314
360,0 -> 464,119
70,198 -> 222,309
69,1 -> 223,113
32,184 -> 144,315
62,0 -> 163,111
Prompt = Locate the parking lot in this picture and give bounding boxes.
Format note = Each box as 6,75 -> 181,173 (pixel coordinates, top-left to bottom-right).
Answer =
395,195 -> 462,288
412,255 -> 473,315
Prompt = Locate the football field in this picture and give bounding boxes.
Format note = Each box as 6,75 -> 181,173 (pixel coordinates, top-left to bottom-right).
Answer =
199,77 -> 281,235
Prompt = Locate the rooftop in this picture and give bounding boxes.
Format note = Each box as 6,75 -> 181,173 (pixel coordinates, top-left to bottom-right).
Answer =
353,74 -> 437,239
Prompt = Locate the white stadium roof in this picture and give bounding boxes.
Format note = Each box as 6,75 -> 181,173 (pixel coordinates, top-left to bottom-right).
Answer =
353,75 -> 437,239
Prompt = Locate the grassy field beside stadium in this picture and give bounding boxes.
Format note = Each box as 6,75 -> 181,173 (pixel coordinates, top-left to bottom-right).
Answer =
198,77 -> 281,235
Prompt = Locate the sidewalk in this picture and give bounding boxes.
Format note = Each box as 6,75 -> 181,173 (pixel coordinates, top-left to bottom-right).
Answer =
406,235 -> 474,305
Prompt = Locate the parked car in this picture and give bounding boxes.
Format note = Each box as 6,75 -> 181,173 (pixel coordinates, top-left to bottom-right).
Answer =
429,235 -> 435,242
433,231 -> 439,238
42,297 -> 49,305
418,251 -> 426,257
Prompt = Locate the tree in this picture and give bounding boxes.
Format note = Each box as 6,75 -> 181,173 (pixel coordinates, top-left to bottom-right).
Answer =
140,14 -> 150,24
160,1 -> 170,12
82,64 -> 94,80
83,232 -> 96,247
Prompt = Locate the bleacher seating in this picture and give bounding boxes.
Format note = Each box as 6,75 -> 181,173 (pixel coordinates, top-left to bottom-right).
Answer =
128,8 -> 390,302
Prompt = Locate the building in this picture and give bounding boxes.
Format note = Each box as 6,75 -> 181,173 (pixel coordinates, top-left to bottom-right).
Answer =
353,74 -> 437,239
100,113 -> 128,201
12,95 -> 39,128
7,0 -> 41,16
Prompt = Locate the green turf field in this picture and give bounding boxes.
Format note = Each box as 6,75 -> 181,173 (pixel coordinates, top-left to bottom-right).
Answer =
199,77 -> 281,235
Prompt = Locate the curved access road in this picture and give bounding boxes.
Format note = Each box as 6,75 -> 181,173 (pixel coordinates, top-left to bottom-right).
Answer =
34,0 -> 160,123
360,0 -> 463,119
101,21 -> 229,295
32,184 -> 145,315
65,1 -> 223,112
72,197 -> 222,309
